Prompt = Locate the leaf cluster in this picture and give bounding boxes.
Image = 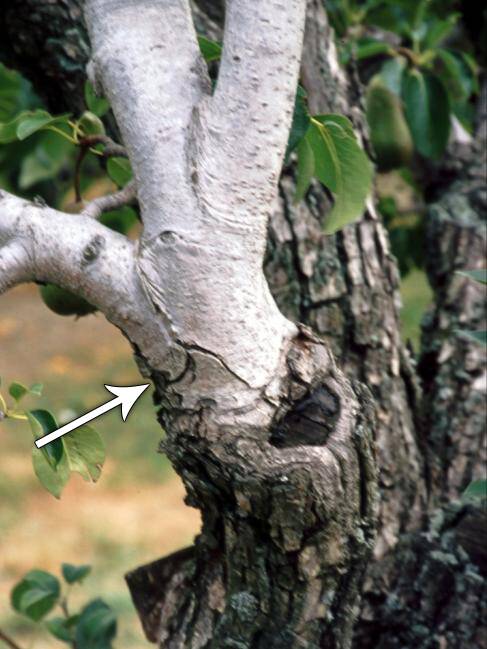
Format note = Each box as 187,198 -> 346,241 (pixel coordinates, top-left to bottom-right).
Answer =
0,378 -> 105,498
10,563 -> 117,649
328,0 -> 480,161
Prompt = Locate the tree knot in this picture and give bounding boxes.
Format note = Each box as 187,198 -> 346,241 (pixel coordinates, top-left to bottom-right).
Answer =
81,235 -> 104,266
269,384 -> 340,448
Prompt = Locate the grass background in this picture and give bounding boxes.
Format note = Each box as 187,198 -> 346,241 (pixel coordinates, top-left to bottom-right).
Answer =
0,284 -> 201,648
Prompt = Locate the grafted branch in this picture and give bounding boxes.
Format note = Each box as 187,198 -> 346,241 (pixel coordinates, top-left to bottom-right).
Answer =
82,0 -> 309,394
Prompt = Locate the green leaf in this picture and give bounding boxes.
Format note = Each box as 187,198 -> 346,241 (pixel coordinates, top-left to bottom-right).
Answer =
62,563 -> 92,585
422,14 -> 460,49
308,115 -> 373,234
75,599 -> 117,649
63,425 -> 105,482
84,81 -> 110,118
459,51 -> 479,94
355,39 -> 393,61
198,36 -> 222,63
436,49 -> 477,103
458,330 -> 487,346
27,410 -> 58,439
285,86 -> 310,159
28,409 -> 64,468
32,446 -> 70,498
402,69 -> 450,159
29,382 -> 43,396
11,570 -> 60,622
456,269 -> 487,285
107,157 -> 132,187
18,131 -> 72,189
463,479 -> 487,501
16,110 -> 71,140
9,381 -> 28,402
365,2 -> 415,39
46,615 -> 79,643
99,206 -> 138,235
379,57 -> 407,96
0,111 -> 34,143
317,113 -> 355,137
294,135 -> 314,202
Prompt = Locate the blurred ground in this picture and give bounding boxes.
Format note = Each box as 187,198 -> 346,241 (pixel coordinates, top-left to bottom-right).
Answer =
0,266 -> 431,647
0,284 -> 201,648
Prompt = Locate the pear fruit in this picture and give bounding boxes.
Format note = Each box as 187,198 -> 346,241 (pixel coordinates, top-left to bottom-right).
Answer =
40,284 -> 97,317
366,76 -> 414,171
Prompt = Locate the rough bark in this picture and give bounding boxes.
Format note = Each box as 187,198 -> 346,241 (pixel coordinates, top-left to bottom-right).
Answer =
265,1 -> 426,561
358,501 -> 487,649
418,84 -> 487,502
0,0 -> 88,113
129,329 -> 378,648
354,76 -> 487,649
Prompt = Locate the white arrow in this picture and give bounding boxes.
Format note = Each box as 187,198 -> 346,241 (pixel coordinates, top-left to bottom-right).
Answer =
35,384 -> 150,449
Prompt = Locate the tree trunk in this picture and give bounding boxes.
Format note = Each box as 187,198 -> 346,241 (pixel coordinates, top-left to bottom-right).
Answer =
419,83 -> 487,501
128,331 -> 378,648
0,2 -> 485,648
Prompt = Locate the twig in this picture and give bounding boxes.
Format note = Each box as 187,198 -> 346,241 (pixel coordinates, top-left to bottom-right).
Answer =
79,134 -> 127,158
0,627 -> 26,649
74,136 -> 127,203
59,597 -> 78,649
81,179 -> 137,220
60,596 -> 70,619
74,145 -> 89,203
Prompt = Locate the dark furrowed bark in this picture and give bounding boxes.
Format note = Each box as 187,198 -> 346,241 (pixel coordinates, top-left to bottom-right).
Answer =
266,176 -> 426,559
128,329 -> 378,648
0,0 -> 89,113
358,501 -> 487,649
264,1 -> 427,560
418,84 -> 487,502
354,82 -> 487,649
